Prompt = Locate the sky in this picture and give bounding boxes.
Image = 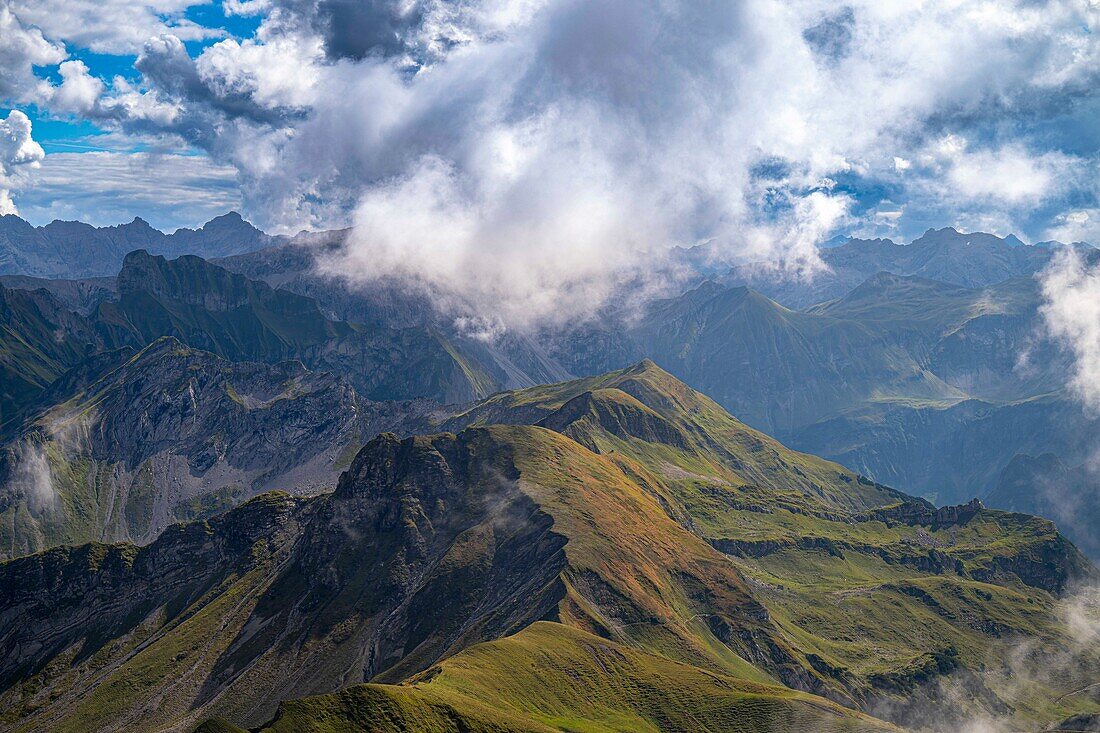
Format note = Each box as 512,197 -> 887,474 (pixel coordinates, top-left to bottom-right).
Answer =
0,0 -> 1098,322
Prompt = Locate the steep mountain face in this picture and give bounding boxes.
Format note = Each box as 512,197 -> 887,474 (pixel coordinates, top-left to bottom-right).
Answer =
987,454 -> 1100,560
0,363 -> 1094,733
0,213 -> 272,279
0,275 -> 117,315
0,337 -> 433,558
612,274 -> 1091,511
95,250 -> 504,404
0,284 -> 103,427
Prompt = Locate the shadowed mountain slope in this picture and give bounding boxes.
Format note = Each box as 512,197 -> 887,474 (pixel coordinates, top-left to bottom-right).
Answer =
0,363 -> 1095,733
0,284 -> 102,428
94,250 -> 502,403
0,337 -> 434,558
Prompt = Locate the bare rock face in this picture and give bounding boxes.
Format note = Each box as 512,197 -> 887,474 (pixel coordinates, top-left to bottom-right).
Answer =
0,337 -> 435,557
0,429 -> 571,730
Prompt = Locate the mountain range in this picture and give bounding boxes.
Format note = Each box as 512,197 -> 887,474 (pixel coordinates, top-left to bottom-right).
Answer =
2,362 -> 1096,732
0,212 -> 270,279
0,214 -> 1097,732
715,227 -> 1092,308
212,228 -> 1098,550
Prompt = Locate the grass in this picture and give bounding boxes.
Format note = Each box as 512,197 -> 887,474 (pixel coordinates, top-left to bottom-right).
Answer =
247,622 -> 895,733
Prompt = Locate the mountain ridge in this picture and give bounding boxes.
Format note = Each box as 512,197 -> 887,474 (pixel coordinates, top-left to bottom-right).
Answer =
0,212 -> 272,279
1,361 -> 1094,732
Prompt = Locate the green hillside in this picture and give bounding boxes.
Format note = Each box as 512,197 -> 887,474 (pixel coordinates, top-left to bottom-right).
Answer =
0,364 -> 1095,733
238,622 -> 895,733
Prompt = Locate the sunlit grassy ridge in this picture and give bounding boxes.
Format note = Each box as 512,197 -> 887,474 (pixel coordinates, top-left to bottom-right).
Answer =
445,359 -> 909,512
240,622 -> 895,733
441,362 -> 1100,727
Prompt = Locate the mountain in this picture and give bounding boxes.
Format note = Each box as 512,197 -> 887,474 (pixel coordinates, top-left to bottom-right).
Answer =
1,362 -> 1095,732
606,274 -> 1094,512
0,212 -> 272,279
218,237 -> 1099,540
624,281 -> 957,433
94,250 -> 506,403
0,275 -> 117,314
160,212 -> 269,260
0,337 -> 435,558
722,228 -> 1083,309
986,454 -> 1100,560
0,283 -> 102,427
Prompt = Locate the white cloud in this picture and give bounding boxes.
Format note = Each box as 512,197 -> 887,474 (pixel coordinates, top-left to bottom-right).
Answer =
9,0 -> 222,55
0,4 -> 66,104
48,59 -> 106,115
1,0 -> 1098,328
6,440 -> 56,512
944,142 -> 1074,206
196,34 -> 323,110
1039,248 -> 1100,412
0,109 -> 44,215
1045,209 -> 1100,245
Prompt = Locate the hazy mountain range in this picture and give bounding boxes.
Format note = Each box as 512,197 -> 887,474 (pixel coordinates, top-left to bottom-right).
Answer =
0,215 -> 1097,732
0,212 -> 270,279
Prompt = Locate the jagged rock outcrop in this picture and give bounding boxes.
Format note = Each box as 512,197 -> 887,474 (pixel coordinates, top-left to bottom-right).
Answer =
862,498 -> 984,528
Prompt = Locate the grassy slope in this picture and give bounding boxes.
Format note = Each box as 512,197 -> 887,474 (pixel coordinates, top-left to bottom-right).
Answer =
446,360 -> 909,512
447,363 -> 1100,727
246,622 -> 895,733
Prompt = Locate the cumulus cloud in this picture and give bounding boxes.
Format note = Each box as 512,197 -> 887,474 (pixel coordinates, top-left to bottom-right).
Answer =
1039,248 -> 1100,412
1045,209 -> 1100,245
0,4 -> 65,104
9,0 -> 222,55
1,0 -> 1099,328
291,0 -> 1096,329
0,109 -> 45,215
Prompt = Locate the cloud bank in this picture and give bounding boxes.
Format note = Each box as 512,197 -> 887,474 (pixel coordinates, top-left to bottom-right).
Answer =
0,109 -> 44,215
1040,248 -> 1100,412
1,0 -> 1098,326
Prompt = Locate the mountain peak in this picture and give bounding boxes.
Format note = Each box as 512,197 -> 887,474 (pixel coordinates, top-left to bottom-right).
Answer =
0,214 -> 34,234
202,211 -> 257,232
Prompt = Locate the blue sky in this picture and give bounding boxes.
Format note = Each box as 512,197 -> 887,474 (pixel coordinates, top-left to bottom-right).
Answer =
0,0 -> 1098,252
